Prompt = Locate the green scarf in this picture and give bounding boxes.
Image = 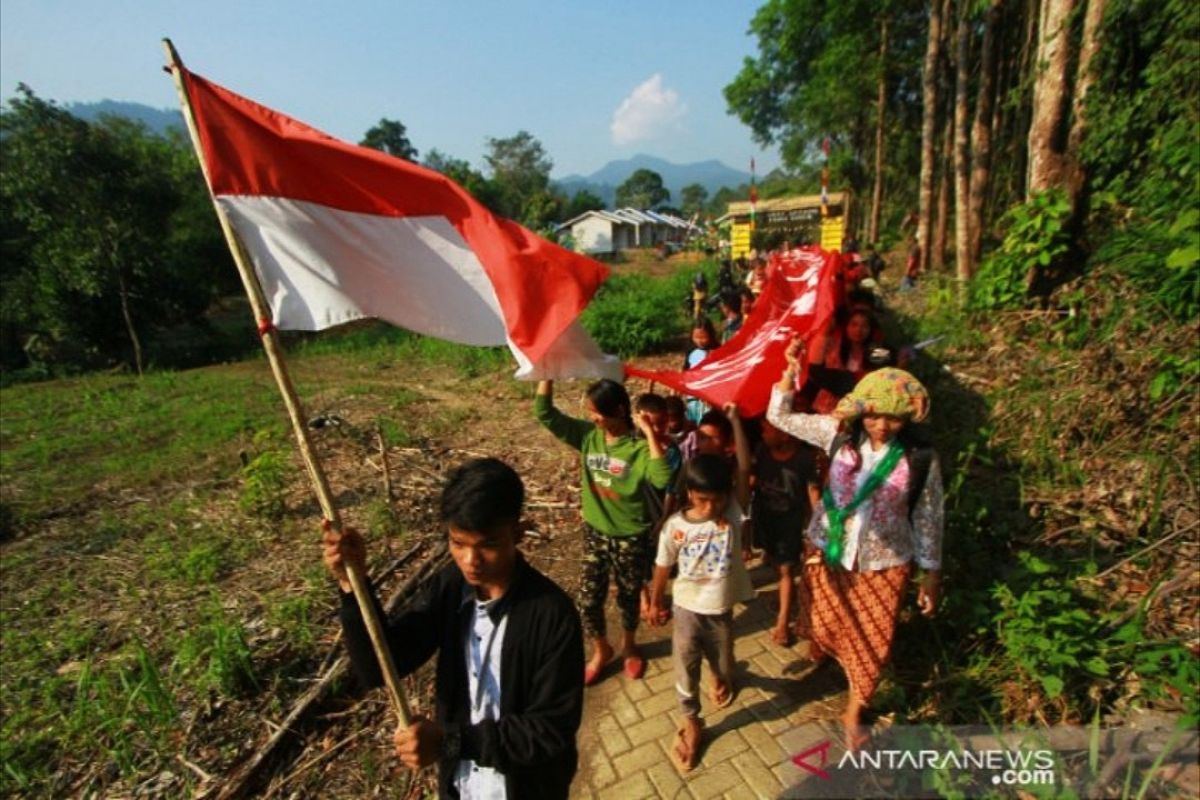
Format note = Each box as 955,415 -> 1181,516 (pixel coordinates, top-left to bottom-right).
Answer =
821,442 -> 904,566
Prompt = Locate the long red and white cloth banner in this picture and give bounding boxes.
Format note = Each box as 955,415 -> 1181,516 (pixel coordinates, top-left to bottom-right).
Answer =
627,248 -> 841,416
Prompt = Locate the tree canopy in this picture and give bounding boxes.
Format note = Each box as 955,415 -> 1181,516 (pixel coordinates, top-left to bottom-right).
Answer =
359,118 -> 419,161
0,86 -> 229,375
483,131 -> 562,230
615,168 -> 670,210
680,183 -> 709,217
564,189 -> 606,219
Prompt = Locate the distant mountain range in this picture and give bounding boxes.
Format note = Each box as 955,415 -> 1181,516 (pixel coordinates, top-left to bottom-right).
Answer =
556,154 -> 751,208
61,102 -> 750,207
66,100 -> 183,136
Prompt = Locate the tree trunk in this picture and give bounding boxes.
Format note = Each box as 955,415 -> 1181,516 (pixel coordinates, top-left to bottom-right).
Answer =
1066,0 -> 1106,216
1027,0 -> 1077,196
1006,0 -> 1040,201
917,0 -> 946,272
970,0 -> 1003,266
934,109 -> 952,271
116,267 -> 144,377
868,17 -> 889,246
954,0 -> 973,281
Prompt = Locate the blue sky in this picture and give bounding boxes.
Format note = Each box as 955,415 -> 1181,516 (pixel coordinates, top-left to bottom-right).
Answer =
0,0 -> 782,179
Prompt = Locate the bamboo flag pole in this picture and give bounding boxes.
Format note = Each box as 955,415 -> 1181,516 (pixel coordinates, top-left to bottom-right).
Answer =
161,38 -> 411,727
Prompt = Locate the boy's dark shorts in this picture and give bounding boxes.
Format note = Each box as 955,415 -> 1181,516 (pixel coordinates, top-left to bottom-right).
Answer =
756,519 -> 803,566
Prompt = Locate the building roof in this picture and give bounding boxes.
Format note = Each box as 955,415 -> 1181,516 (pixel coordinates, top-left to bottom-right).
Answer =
715,192 -> 847,224
556,207 -> 698,232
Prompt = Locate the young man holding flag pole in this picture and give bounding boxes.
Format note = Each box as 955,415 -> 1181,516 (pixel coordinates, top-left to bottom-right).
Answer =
161,39 -> 414,727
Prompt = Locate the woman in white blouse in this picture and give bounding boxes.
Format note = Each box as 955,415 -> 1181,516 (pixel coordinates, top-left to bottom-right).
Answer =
766,336 -> 944,750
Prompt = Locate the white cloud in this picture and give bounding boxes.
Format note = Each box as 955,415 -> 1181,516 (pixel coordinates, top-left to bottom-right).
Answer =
610,74 -> 687,145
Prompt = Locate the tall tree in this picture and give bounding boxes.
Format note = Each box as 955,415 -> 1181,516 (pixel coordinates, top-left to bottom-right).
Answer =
969,0 -> 1004,266
726,1 -> 929,241
0,86 -> 221,373
933,107 -> 952,271
918,0 -> 947,271
953,0 -> 973,280
1065,0 -> 1107,217
707,186 -> 740,218
615,169 -> 670,209
1026,0 -> 1077,196
868,16 -> 890,244
484,131 -> 553,224
680,183 -> 710,217
359,118 -> 418,161
563,189 -> 606,220
422,148 -> 499,210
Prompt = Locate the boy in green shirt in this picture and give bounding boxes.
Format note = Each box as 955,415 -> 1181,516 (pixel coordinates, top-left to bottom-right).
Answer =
536,379 -> 673,685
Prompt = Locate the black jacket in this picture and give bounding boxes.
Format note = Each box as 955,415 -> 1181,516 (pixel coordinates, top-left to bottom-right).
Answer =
340,555 -> 584,799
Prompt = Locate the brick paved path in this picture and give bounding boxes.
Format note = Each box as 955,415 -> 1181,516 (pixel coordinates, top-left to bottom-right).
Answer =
571,564 -> 850,799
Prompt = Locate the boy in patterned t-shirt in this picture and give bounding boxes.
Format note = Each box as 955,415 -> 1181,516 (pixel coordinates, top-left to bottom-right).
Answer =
648,405 -> 753,772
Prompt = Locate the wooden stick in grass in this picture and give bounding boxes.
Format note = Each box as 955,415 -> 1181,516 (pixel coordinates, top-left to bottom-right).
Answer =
162,38 -> 411,728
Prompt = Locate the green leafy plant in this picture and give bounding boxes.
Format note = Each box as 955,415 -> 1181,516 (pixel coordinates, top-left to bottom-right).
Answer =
993,554 -> 1110,703
239,433 -> 289,520
174,602 -> 257,697
970,190 -> 1071,310
365,497 -> 404,542
1146,347 -> 1199,402
266,594 -> 318,650
1109,614 -> 1200,728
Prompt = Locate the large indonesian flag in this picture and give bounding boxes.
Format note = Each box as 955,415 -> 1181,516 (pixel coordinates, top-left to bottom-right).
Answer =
627,248 -> 840,416
179,67 -> 620,379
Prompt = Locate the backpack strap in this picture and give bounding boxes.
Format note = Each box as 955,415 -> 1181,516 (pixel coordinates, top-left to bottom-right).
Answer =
904,445 -> 934,519
827,432 -> 853,462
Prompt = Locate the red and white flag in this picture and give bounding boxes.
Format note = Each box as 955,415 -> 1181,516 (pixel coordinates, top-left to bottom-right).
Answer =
180,67 -> 620,379
627,248 -> 840,416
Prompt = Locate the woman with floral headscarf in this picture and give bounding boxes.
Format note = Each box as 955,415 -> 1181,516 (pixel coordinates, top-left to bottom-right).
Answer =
767,336 -> 944,751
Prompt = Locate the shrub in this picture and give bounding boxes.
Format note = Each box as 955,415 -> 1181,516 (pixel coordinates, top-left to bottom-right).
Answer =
969,190 -> 1071,311
239,433 -> 289,520
174,602 -> 257,697
581,264 -> 712,357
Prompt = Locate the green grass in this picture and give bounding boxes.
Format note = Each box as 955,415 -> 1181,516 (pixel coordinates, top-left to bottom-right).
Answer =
174,600 -> 258,697
292,322 -> 510,378
0,368 -> 284,521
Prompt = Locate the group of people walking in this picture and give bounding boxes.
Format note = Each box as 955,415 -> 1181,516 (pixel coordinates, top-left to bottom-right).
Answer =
321,252 -> 945,797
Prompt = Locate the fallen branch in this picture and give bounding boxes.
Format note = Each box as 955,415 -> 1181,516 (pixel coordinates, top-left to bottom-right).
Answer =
314,541 -> 425,673
264,728 -> 371,798
210,545 -> 449,800
376,422 -> 395,504
177,753 -> 215,784
1103,570 -> 1196,632
1081,521 -> 1199,582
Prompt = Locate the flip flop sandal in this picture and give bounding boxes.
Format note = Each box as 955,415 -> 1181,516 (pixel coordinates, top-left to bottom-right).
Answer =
710,681 -> 735,709
671,725 -> 699,773
583,664 -> 603,687
623,654 -> 646,680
